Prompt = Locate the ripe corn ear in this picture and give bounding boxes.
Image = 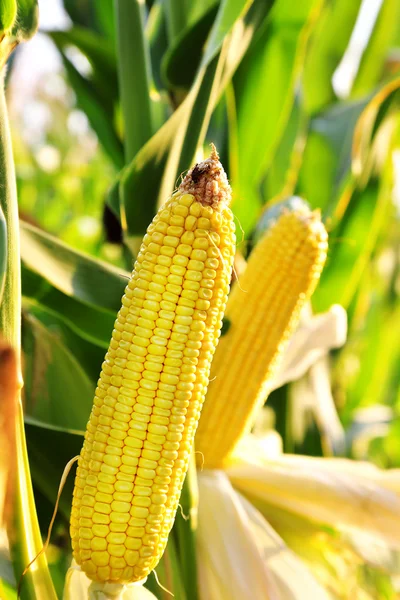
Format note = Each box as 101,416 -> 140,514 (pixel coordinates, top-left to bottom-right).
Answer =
195,206 -> 328,468
70,149 -> 235,584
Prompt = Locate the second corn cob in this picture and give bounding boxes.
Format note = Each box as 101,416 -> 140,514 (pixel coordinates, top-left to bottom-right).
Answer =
70,148 -> 235,584
195,203 -> 328,468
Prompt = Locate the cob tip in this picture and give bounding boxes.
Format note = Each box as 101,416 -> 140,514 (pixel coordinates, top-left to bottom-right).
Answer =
279,206 -> 327,246
179,144 -> 231,210
300,208 -> 328,245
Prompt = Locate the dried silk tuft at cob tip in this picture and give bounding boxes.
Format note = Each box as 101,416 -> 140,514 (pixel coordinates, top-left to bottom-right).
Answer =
179,144 -> 231,210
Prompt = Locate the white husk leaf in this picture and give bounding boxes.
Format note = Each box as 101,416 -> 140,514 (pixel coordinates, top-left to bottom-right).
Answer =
272,304 -> 347,391
197,470 -> 330,600
63,563 -> 156,600
227,437 -> 400,547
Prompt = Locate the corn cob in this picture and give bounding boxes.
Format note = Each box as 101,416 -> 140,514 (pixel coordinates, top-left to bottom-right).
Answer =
195,205 -> 328,468
70,148 -> 235,584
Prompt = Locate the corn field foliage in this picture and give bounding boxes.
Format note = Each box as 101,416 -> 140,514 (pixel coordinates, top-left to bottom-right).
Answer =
1,0 -> 400,598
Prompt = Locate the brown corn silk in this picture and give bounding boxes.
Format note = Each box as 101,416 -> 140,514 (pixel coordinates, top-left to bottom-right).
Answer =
70,149 -> 235,583
195,207 -> 328,468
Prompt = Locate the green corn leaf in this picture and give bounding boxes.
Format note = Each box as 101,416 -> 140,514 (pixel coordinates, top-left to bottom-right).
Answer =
115,0 -> 154,162
352,78 -> 400,186
262,99 -> 303,201
34,286 -> 114,349
111,0 -> 275,243
0,0 -> 17,34
63,0 -> 115,38
173,454 -> 198,600
0,578 -> 16,600
0,0 -> 38,69
20,221 -> 128,313
189,0 -> 219,23
298,97 -> 370,215
312,97 -> 370,159
162,3 -> 219,90
297,128 -> 339,214
111,53 -> 220,248
345,302 -> 400,423
0,66 -> 57,600
25,418 -> 83,523
340,157 -> 394,310
201,0 -> 250,67
94,0 -> 115,39
46,42 -> 123,168
312,184 -> 380,313
23,297 -> 104,384
12,0 -> 38,42
145,535 -> 187,600
22,265 -> 115,349
63,55 -> 123,167
48,27 -> 117,87
303,0 -> 363,115
147,0 -> 169,91
0,205 -> 7,305
164,0 -> 191,43
22,311 -> 94,431
232,0 -> 320,234
351,0 -> 400,98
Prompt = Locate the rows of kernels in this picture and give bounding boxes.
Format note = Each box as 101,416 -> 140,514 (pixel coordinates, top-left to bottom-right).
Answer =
71,190 -> 234,583
157,208 -> 235,548
195,210 -> 328,468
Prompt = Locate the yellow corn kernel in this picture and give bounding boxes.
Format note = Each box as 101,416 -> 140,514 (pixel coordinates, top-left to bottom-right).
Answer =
195,206 -> 328,467
71,147 -> 235,584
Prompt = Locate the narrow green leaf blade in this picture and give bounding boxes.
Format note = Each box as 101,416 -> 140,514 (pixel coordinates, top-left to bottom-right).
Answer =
146,0 -> 168,91
0,70 -> 57,600
312,185 -> 379,312
0,0 -> 17,33
298,97 -> 369,214
23,297 -> 104,383
0,0 -> 37,68
114,0 -> 274,240
0,205 -> 7,304
20,221 -> 128,313
25,419 -> 83,522
233,0 -> 318,233
164,0 -> 191,42
0,578 -> 16,600
115,0 -> 154,162
48,27 -> 117,81
54,52 -> 124,168
303,0 -> 362,115
162,4 -> 219,90
63,0 -> 114,36
351,0 -> 400,98
173,454 -> 198,600
201,0 -> 249,66
12,0 -> 38,41
22,311 -> 94,430
22,265 -> 115,348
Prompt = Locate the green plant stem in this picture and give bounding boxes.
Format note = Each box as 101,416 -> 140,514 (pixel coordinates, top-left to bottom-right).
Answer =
115,0 -> 153,163
0,84 -> 19,349
174,453 -> 198,600
225,82 -> 239,185
165,0 -> 189,42
0,79 -> 57,599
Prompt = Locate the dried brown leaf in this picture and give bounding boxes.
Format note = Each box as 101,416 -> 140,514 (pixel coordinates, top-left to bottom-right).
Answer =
0,340 -> 18,528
